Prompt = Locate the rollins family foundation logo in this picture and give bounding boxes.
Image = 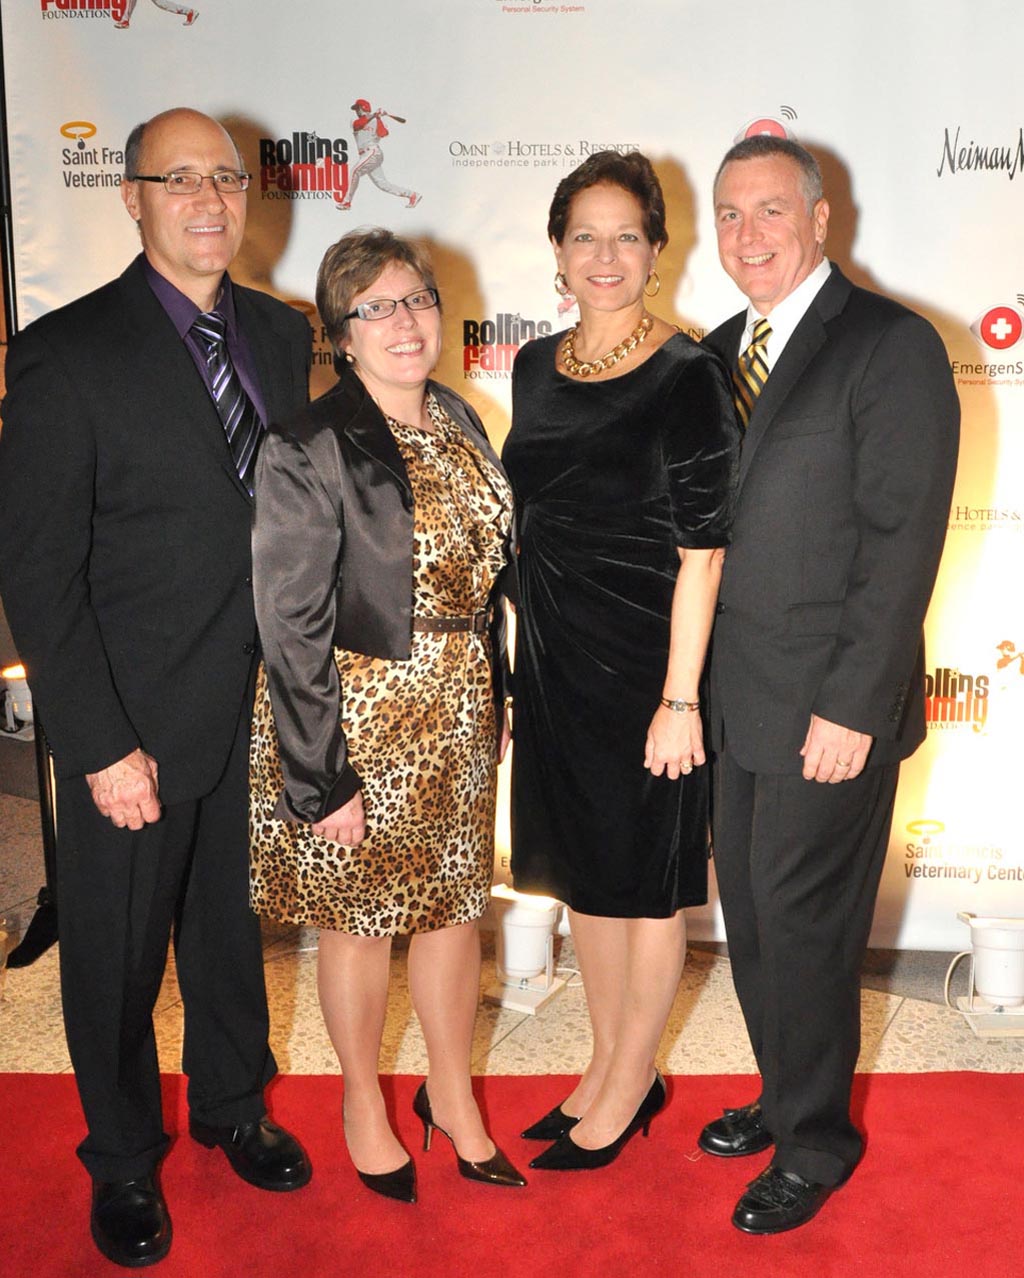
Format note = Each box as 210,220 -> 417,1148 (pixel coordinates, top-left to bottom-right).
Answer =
463,313 -> 553,379
59,121 -> 124,189
40,0 -> 198,25
923,665 -> 989,732
936,126 -> 1024,179
40,0 -> 128,18
258,131 -> 351,206
260,101 -> 421,211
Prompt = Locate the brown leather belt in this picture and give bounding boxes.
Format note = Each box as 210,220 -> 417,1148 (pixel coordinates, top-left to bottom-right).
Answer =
412,610 -> 490,634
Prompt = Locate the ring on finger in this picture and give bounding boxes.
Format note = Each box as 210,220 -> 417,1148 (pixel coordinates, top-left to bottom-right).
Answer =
835,759 -> 851,769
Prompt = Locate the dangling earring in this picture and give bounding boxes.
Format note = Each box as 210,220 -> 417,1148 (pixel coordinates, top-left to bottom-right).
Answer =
644,270 -> 661,298
554,271 -> 569,297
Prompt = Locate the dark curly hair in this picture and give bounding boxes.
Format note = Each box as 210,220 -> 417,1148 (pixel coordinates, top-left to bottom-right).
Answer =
547,150 -> 668,248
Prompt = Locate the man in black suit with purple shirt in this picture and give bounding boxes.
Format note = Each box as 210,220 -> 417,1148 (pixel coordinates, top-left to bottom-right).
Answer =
0,107 -> 311,1268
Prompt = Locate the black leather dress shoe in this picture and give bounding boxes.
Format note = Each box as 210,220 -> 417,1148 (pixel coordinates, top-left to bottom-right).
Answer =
698,1100 -> 773,1157
732,1166 -> 835,1234
189,1116 -> 312,1191
91,1174 -> 171,1268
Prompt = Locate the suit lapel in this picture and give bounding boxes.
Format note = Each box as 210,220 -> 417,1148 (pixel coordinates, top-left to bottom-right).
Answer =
118,261 -> 252,500
236,287 -> 288,429
735,266 -> 851,491
333,370 -> 412,496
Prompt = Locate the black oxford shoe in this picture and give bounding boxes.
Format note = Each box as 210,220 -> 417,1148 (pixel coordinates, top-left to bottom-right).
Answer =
732,1166 -> 835,1234
189,1116 -> 312,1191
91,1174 -> 171,1268
698,1100 -> 773,1157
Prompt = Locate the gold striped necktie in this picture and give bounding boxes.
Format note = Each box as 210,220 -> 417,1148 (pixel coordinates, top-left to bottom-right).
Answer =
733,317 -> 772,428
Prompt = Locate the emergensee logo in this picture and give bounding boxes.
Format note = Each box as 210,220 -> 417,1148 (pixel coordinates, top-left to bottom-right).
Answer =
970,302 -> 1024,352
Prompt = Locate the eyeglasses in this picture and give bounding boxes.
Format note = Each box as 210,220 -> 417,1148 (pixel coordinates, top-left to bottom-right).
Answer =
128,171 -> 251,195
343,288 -> 440,322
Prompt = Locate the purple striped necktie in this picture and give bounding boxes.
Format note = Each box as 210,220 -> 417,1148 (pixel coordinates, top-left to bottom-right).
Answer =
190,310 -> 264,494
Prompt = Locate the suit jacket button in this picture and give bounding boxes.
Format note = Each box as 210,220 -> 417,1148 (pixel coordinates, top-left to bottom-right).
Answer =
716,602 -> 726,615
242,642 -> 256,654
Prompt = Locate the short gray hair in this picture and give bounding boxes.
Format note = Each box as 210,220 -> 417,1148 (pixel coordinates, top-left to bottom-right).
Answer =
713,136 -> 823,211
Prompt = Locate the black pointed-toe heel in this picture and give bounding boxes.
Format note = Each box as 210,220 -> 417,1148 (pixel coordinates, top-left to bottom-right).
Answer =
529,1071 -> 666,1172
356,1157 -> 417,1204
521,1101 -> 582,1142
412,1082 -> 527,1188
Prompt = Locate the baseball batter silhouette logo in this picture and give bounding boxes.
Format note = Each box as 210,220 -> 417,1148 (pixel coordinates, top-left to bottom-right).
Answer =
115,0 -> 198,28
339,98 -> 421,211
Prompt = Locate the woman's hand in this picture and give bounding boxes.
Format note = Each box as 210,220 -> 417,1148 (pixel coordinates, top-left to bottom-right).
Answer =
644,704 -> 706,780
312,790 -> 366,844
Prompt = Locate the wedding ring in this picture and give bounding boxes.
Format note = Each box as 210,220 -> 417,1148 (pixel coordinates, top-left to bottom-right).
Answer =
836,759 -> 851,769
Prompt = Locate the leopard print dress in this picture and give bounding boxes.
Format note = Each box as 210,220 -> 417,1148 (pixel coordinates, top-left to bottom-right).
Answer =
249,395 -> 513,936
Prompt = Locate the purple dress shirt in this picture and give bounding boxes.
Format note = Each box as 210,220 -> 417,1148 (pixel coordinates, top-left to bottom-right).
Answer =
141,254 -> 269,428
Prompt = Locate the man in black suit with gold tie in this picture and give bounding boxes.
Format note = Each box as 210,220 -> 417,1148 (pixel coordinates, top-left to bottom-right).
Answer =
0,108 -> 312,1267
698,136 -> 959,1233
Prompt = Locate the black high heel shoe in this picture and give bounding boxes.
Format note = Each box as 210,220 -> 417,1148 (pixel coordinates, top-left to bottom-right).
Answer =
521,1101 -> 582,1142
529,1071 -> 666,1171
356,1158 -> 417,1204
412,1083 -> 526,1188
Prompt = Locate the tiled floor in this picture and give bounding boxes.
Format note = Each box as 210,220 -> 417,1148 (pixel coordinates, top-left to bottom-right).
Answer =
3,792 -> 1022,1079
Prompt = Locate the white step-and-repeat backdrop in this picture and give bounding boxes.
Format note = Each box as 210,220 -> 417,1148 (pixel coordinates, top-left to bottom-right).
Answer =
3,0 -> 1022,947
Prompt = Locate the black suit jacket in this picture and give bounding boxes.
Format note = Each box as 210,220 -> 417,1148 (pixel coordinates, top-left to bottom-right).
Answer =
0,255 -> 311,803
705,265 -> 959,774
252,367 -> 515,823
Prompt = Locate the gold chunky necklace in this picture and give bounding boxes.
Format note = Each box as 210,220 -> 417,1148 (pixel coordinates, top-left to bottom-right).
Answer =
560,313 -> 653,378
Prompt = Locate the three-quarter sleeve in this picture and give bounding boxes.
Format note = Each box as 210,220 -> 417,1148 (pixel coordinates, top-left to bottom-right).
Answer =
663,349 -> 741,548
252,427 -> 362,823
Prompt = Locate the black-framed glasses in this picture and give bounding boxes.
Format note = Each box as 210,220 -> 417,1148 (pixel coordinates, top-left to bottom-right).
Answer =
343,288 -> 440,322
128,171 -> 251,195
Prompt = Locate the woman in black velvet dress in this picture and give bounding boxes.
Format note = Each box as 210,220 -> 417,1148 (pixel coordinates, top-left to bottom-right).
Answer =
503,151 -> 740,1170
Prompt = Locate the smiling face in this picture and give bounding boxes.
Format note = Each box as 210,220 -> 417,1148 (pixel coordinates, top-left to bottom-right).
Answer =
340,261 -> 442,405
714,154 -> 829,315
122,109 -> 246,310
553,182 -> 660,317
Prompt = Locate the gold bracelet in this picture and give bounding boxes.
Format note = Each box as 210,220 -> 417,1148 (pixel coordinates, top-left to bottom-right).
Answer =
660,696 -> 700,713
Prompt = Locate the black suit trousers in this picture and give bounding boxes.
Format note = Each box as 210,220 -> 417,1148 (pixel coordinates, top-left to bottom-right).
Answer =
55,686 -> 275,1182
712,745 -> 899,1186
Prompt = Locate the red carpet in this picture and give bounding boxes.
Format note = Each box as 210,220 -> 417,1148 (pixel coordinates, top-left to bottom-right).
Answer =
0,1072 -> 1019,1277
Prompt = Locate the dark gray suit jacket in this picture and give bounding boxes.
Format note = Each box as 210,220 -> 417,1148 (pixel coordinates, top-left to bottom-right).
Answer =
0,256 -> 311,802
705,264 -> 959,774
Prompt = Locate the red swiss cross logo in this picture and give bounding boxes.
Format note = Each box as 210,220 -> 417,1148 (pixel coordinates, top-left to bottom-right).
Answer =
971,305 -> 1024,351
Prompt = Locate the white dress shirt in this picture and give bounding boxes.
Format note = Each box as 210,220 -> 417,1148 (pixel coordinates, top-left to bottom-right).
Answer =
737,257 -> 832,370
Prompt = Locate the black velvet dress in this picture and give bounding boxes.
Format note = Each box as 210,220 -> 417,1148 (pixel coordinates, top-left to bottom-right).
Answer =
502,331 -> 740,917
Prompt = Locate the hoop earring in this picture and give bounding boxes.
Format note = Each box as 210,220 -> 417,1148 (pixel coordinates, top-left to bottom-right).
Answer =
554,271 -> 569,297
644,270 -> 661,298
